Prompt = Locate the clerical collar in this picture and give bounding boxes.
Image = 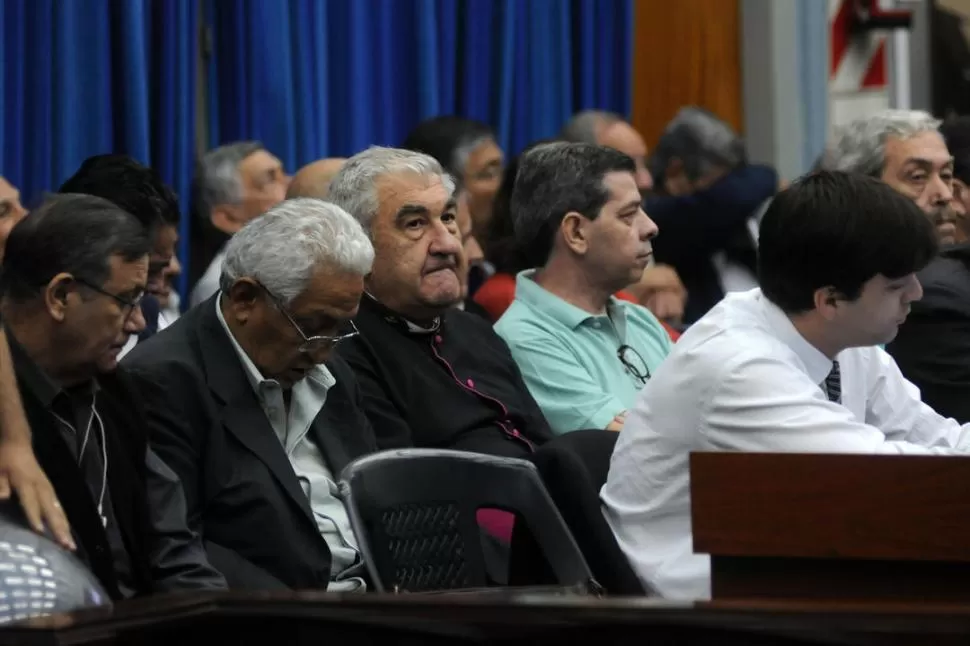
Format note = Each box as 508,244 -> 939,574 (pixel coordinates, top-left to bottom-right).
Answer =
363,292 -> 442,335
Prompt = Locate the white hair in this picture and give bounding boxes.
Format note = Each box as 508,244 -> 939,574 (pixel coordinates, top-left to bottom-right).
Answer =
195,141 -> 264,219
821,109 -> 943,177
326,146 -> 456,231
219,198 -> 374,306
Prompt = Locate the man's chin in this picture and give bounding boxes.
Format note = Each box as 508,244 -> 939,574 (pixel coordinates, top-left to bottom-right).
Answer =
420,290 -> 463,313
95,358 -> 119,374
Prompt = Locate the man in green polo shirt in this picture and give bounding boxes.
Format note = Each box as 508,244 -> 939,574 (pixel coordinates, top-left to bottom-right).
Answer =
495,142 -> 672,435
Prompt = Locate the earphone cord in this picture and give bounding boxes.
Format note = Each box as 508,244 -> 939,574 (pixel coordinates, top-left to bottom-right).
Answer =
51,392 -> 108,526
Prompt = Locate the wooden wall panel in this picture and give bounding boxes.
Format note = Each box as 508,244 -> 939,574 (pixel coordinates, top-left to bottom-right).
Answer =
631,0 -> 743,149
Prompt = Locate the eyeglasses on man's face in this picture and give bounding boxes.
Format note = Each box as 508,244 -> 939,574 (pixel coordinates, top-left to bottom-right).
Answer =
74,277 -> 145,322
257,282 -> 359,354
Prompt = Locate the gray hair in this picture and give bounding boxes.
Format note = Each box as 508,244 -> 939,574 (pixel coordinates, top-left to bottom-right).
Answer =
327,146 -> 456,231
195,141 -> 265,219
821,109 -> 943,177
219,198 -> 374,306
650,107 -> 746,182
559,110 -> 624,145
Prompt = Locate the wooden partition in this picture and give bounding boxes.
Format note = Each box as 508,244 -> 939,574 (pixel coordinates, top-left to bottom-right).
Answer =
631,0 -> 744,149
691,452 -> 970,603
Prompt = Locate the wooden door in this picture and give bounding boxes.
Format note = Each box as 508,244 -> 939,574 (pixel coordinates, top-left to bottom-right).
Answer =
631,0 -> 744,148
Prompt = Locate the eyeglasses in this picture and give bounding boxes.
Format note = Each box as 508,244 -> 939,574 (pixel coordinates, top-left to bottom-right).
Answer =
257,282 -> 359,354
617,344 -> 651,386
74,277 -> 144,322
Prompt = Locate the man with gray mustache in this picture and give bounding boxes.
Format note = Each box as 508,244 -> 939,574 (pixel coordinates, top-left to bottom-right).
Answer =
823,110 -> 970,423
821,109 -> 958,243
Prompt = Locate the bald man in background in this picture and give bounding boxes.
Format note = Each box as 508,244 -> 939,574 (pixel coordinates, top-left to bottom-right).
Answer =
286,158 -> 347,199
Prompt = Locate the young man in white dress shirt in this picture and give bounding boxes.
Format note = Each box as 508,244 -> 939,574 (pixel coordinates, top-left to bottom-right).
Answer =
601,171 -> 970,601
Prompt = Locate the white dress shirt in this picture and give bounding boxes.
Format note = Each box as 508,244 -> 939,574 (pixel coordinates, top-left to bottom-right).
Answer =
190,247 -> 226,307
601,288 -> 970,601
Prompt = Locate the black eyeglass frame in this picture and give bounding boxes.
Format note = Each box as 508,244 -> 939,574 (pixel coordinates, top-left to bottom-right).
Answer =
74,277 -> 145,322
256,281 -> 359,354
617,344 -> 651,386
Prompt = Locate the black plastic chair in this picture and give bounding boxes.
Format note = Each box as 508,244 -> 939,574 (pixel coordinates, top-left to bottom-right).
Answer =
511,430 -> 646,595
0,502 -> 110,624
338,448 -> 595,593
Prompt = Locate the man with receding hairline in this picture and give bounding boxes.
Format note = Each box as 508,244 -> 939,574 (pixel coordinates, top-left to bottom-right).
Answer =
287,158 -> 347,200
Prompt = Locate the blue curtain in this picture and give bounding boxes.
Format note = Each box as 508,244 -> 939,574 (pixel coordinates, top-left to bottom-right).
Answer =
206,0 -> 633,172
0,0 -> 197,296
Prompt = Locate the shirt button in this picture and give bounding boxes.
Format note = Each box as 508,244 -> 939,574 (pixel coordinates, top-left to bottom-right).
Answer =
466,378 -> 475,388
592,321 -> 601,329
434,335 -> 443,344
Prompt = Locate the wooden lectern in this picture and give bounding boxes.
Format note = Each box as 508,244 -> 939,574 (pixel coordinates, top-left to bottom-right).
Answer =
690,452 -> 970,602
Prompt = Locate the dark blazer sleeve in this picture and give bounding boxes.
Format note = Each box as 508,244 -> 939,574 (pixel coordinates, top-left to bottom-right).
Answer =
143,447 -> 227,591
886,261 -> 970,425
648,164 -> 778,268
203,541 -> 289,590
125,361 -> 290,590
335,340 -> 416,450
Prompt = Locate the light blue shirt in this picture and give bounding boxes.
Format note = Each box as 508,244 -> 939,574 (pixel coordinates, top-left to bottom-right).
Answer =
495,270 -> 672,435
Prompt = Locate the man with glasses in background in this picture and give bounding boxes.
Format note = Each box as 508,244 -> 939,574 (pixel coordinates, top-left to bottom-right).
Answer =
59,154 -> 184,353
124,198 -> 379,591
494,143 -> 672,435
0,194 -> 224,599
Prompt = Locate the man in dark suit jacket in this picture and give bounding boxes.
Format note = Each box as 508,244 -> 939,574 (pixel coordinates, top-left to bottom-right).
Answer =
1,195 -> 225,599
888,243 -> 970,423
646,107 -> 778,324
124,198 -> 378,591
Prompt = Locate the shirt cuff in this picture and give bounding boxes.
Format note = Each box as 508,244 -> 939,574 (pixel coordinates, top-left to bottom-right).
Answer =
584,399 -> 627,433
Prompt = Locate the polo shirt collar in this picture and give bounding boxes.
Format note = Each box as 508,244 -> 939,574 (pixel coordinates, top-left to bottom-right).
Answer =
514,269 -> 627,332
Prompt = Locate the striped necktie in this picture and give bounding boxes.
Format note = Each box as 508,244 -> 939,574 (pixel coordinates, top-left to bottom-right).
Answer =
823,361 -> 842,404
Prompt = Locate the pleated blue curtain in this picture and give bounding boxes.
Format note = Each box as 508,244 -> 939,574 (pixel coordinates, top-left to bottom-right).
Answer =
0,0 -> 197,296
207,0 -> 633,170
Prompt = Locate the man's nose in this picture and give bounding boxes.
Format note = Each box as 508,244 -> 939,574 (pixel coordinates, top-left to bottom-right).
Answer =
908,276 -> 924,303
639,210 -> 659,239
125,303 -> 147,334
930,174 -> 954,205
429,220 -> 463,255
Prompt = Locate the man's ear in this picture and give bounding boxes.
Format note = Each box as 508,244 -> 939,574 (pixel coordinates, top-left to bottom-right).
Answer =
210,204 -> 243,235
225,278 -> 261,324
560,211 -> 589,256
813,286 -> 842,321
43,273 -> 75,323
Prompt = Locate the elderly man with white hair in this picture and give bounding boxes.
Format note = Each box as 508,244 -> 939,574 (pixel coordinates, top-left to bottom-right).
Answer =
824,110 -> 970,424
124,198 -> 378,592
821,109 -> 957,244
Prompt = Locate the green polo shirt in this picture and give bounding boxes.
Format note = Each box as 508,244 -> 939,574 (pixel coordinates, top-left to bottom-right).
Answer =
495,270 -> 672,435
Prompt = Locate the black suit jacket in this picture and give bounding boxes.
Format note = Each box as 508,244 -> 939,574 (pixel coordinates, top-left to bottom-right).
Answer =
647,165 -> 777,323
7,352 -> 154,600
887,244 -> 970,423
123,296 -> 378,590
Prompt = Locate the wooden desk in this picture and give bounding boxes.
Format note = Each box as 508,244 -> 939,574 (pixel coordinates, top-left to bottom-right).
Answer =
6,591 -> 970,645
691,452 -> 970,603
